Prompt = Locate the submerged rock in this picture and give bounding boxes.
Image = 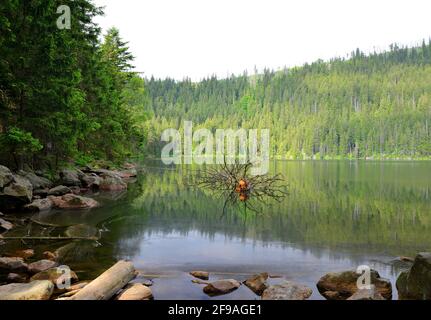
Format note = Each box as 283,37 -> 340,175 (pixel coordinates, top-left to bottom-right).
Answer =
0,217 -> 13,231
24,198 -> 53,212
190,271 -> 209,280
262,281 -> 312,300
317,269 -> 392,300
0,257 -> 28,272
243,273 -> 268,296
396,252 -> 431,300
65,224 -> 98,238
48,185 -> 72,196
115,283 -> 153,300
48,194 -> 99,210
203,279 -> 241,296
28,259 -> 58,274
0,280 -> 54,300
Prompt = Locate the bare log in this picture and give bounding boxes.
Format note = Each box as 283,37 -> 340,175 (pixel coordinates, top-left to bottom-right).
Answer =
70,260 -> 135,300
1,236 -> 98,241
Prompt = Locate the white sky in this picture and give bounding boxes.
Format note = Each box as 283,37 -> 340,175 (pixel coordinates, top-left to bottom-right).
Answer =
93,0 -> 431,81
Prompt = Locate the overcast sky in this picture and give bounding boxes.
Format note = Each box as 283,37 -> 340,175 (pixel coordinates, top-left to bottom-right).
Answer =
93,0 -> 431,81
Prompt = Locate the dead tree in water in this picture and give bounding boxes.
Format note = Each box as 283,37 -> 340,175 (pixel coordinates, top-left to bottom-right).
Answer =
193,159 -> 287,214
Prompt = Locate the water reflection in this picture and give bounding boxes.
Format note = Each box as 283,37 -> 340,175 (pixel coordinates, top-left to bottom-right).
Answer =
2,160 -> 430,299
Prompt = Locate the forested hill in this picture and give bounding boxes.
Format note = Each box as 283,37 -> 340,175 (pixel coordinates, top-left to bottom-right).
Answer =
144,42 -> 431,160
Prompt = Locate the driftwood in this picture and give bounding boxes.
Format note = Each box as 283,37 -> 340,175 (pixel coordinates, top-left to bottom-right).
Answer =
70,260 -> 135,300
0,236 -> 98,241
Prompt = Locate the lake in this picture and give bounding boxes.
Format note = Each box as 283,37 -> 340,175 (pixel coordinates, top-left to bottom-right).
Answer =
2,160 -> 431,299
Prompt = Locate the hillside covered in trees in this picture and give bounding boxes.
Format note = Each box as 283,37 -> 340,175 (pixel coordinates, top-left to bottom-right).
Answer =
0,0 -> 145,170
144,42 -> 431,160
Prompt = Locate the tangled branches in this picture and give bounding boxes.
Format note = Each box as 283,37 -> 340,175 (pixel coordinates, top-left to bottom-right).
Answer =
192,159 -> 288,214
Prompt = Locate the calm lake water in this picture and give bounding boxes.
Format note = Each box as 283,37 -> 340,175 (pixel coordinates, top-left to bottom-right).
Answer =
2,160 -> 431,299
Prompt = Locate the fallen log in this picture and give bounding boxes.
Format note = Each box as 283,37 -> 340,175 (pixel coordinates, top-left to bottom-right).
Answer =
0,236 -> 98,241
70,260 -> 135,300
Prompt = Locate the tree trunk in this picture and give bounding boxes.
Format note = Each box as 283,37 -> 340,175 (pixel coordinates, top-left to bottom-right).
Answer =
70,260 -> 135,300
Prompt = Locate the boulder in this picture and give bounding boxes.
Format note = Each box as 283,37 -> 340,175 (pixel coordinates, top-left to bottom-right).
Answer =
81,173 -> 101,189
0,165 -> 14,189
262,281 -> 312,300
203,279 -> 241,296
99,171 -> 127,191
0,217 -> 13,231
49,194 -> 99,210
243,273 -> 268,296
18,171 -> 52,189
396,252 -> 431,300
317,269 -> 392,300
24,198 -> 53,212
116,169 -> 137,179
31,267 -> 79,285
347,285 -> 385,300
190,271 -> 209,280
12,249 -> 35,260
48,185 -> 72,196
28,259 -> 58,274
0,280 -> 54,300
115,283 -> 153,300
7,273 -> 28,283
0,257 -> 28,272
0,171 -> 33,210
59,169 -> 83,187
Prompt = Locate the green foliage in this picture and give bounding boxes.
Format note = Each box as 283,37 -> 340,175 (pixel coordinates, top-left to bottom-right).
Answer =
143,42 -> 431,159
0,1 -> 145,169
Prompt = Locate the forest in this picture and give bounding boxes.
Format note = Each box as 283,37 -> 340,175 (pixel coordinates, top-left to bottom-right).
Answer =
1,0 -> 431,172
144,42 -> 431,160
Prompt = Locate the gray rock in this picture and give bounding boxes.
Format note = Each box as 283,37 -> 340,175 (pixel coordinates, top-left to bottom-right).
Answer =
0,173 -> 33,210
99,172 -> 127,191
24,198 -> 53,212
0,165 -> 14,189
81,173 -> 101,189
0,280 -> 54,300
347,285 -> 385,300
396,252 -> 431,299
31,267 -> 79,285
28,259 -> 58,274
48,185 -> 72,196
18,171 -> 53,189
190,271 -> 209,280
317,269 -> 392,300
243,273 -> 268,296
59,169 -> 83,187
262,281 -> 312,300
203,279 -> 241,296
33,188 -> 49,197
0,257 -> 28,272
0,217 -> 13,231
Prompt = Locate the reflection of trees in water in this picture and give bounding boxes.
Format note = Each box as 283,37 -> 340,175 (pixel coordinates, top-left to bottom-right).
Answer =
114,162 -> 431,256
